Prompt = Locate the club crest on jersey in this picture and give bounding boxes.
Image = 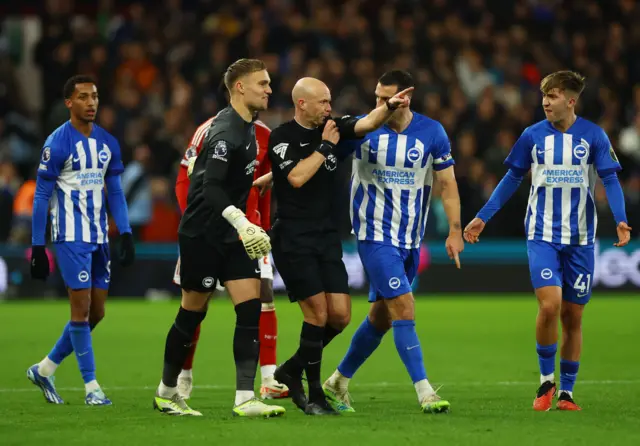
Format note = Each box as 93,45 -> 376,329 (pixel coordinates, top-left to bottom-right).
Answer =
98,145 -> 111,164
388,277 -> 401,289
78,271 -> 90,283
573,139 -> 589,160
324,154 -> 337,171
42,147 -> 51,162
407,146 -> 423,164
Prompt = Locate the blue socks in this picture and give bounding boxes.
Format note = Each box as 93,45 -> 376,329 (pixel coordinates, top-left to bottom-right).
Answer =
536,342 -> 557,378
337,317 -> 385,378
48,321 -> 98,365
337,318 -> 429,384
48,322 -> 74,365
560,359 -> 579,393
392,320 -> 427,383
69,321 -> 96,384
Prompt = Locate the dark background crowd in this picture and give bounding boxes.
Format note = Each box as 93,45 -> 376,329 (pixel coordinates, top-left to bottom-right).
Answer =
0,0 -> 638,245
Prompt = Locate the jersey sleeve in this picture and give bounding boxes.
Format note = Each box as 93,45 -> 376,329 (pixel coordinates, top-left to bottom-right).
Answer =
37,135 -> 68,180
431,123 -> 455,171
268,129 -> 299,177
202,135 -> 235,213
504,127 -> 534,171
105,135 -> 125,177
181,144 -> 198,169
334,115 -> 361,140
257,154 -> 272,230
592,127 -> 622,175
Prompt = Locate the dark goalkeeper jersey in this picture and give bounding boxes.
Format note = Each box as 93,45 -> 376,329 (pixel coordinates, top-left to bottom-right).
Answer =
179,106 -> 259,245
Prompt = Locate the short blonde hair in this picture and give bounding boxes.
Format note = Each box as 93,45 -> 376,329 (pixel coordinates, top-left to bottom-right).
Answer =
540,70 -> 586,96
223,59 -> 267,92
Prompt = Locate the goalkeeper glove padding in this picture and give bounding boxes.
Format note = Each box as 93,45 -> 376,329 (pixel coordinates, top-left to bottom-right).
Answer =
222,205 -> 271,260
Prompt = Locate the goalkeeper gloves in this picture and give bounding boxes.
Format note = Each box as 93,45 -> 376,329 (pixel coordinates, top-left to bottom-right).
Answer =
222,205 -> 271,259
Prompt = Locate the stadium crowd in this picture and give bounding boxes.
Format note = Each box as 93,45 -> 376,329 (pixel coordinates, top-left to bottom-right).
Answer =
0,0 -> 638,243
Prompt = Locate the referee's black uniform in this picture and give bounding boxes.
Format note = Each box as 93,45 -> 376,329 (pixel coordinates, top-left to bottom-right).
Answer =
268,116 -> 360,301
179,105 -> 260,292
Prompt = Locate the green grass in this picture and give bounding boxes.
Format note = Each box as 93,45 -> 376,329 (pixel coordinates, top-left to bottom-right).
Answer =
1,295 -> 639,445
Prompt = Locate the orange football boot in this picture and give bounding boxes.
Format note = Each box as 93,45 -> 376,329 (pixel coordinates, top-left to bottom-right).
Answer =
556,392 -> 582,411
533,381 -> 556,411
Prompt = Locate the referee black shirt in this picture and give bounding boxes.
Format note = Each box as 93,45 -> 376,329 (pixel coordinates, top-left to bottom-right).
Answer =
268,116 -> 360,228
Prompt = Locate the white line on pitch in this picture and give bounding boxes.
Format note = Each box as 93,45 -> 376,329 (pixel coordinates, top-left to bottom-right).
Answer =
2,379 -> 639,393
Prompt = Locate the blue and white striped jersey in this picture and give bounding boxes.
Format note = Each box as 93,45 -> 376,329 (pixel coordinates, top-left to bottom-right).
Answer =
505,117 -> 622,245
346,112 -> 454,249
37,121 -> 125,244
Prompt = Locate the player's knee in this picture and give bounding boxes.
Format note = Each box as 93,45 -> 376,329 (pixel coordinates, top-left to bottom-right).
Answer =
235,298 -> 261,327
560,306 -> 583,332
175,306 -> 207,339
305,308 -> 328,326
538,298 -> 561,321
69,292 -> 91,320
89,307 -> 105,326
328,310 -> 350,331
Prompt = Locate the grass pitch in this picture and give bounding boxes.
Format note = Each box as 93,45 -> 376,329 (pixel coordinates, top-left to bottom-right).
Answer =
1,295 -> 639,445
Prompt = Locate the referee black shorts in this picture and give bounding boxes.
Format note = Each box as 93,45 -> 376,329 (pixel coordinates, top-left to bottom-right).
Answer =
271,220 -> 349,302
179,234 -> 260,293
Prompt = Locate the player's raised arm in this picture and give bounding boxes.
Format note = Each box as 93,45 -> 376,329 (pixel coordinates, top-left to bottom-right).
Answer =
464,129 -> 534,244
351,87 -> 413,137
592,129 -> 631,246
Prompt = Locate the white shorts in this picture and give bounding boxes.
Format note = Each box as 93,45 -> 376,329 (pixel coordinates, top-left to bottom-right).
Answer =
173,255 -> 272,286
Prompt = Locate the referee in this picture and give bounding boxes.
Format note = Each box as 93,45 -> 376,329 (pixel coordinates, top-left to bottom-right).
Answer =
268,77 -> 413,414
153,58 -> 285,418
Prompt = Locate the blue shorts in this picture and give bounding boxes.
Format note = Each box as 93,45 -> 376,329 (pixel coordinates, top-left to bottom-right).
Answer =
527,240 -> 594,304
358,241 -> 420,303
55,242 -> 111,290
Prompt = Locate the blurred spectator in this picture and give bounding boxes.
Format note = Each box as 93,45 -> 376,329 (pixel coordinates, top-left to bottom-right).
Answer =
120,144 -> 152,238
1,0 -> 639,241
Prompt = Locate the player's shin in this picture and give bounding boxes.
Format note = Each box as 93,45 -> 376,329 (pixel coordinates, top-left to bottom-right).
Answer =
233,299 -> 261,406
391,321 -> 428,389
299,322 -> 326,402
259,302 -> 277,378
69,321 -> 98,391
335,316 -> 385,379
160,307 -> 206,396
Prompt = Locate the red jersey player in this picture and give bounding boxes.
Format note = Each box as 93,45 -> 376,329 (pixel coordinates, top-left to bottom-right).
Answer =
174,116 -> 288,400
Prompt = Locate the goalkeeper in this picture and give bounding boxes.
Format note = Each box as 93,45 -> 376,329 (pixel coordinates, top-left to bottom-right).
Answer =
153,58 -> 285,418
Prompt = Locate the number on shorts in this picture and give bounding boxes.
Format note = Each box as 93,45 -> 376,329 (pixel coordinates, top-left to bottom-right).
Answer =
573,273 -> 591,296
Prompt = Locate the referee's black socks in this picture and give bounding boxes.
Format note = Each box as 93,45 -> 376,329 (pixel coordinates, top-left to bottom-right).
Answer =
162,307 -> 206,388
298,321 -> 325,401
323,325 -> 343,348
233,299 -> 261,392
